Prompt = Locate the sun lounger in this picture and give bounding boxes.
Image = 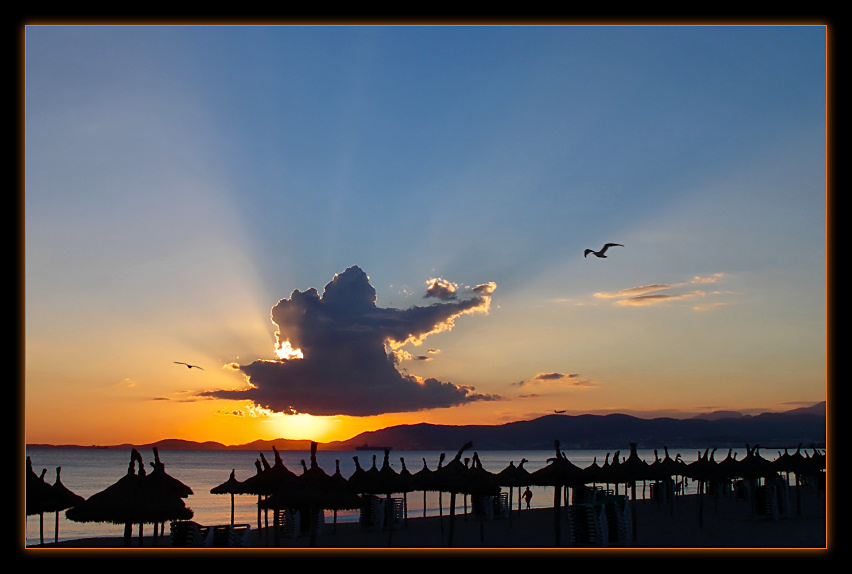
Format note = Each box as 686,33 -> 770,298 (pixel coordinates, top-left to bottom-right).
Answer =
599,495 -> 631,547
208,523 -> 252,547
754,485 -> 779,520
569,503 -> 608,547
170,520 -> 210,547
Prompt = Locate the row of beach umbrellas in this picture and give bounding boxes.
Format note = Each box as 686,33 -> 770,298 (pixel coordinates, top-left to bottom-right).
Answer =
28,440 -> 825,548
208,440 -> 825,547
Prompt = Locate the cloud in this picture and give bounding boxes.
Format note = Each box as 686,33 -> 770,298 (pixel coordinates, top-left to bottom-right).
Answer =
201,266 -> 500,416
594,273 -> 729,308
424,277 -> 459,301
514,372 -> 592,387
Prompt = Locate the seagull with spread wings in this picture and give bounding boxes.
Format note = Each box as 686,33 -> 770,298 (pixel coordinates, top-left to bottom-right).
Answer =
174,362 -> 204,370
584,243 -> 623,258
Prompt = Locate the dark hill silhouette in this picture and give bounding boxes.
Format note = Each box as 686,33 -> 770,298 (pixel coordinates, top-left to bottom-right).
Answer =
26,402 -> 825,451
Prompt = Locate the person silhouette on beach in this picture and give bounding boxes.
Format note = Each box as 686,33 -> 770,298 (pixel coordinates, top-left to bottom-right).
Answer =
523,487 -> 533,509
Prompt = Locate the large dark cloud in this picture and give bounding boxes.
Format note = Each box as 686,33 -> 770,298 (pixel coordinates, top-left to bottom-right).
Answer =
202,266 -> 499,416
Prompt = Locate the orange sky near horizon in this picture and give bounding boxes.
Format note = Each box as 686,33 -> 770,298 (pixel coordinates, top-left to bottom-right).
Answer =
23,25 -> 827,448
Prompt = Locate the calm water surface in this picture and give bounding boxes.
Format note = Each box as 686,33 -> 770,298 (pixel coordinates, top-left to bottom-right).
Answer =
26,445 -> 795,546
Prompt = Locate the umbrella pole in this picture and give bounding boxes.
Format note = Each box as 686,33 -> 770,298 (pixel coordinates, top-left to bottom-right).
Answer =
386,493 -> 393,548
124,523 -> 132,547
309,507 -> 318,548
447,491 -> 456,547
631,481 -> 638,543
230,493 -> 235,526
479,496 -> 485,542
508,487 -> 513,524
553,484 -> 562,548
39,513 -> 44,547
54,511 -> 59,544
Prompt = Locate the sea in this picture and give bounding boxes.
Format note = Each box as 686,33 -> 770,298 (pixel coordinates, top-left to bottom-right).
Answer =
23,445 -> 807,546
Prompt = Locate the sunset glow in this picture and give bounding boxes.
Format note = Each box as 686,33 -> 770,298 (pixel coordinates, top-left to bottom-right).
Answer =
24,24 -> 827,448
274,340 -> 304,361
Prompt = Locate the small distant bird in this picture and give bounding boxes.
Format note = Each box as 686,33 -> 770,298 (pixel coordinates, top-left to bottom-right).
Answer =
584,243 -> 623,258
174,362 -> 203,370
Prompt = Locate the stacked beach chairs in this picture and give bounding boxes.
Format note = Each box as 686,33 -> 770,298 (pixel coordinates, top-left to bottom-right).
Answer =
170,520 -> 252,547
359,494 -> 403,530
568,493 -> 631,547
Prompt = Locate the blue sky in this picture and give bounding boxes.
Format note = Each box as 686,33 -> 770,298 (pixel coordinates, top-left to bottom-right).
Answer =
24,24 -> 827,445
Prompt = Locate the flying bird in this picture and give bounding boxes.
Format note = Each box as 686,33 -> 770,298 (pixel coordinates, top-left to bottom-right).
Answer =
584,243 -> 623,258
174,362 -> 203,370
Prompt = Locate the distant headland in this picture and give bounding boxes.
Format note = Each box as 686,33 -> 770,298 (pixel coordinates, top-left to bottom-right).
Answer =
26,402 -> 826,452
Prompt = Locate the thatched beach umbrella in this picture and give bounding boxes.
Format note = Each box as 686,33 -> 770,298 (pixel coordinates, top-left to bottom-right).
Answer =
66,449 -> 193,547
529,440 -> 585,548
716,448 -> 740,484
409,456 -> 440,520
329,459 -> 355,531
645,447 -> 687,513
211,469 -> 243,526
773,445 -> 812,515
260,442 -> 360,547
148,448 -> 193,498
610,443 -> 648,542
582,457 -> 604,490
496,459 -> 532,518
146,448 -> 193,544
684,448 -> 718,529
738,444 -> 777,481
430,441 -> 474,547
466,452 -> 501,542
397,458 -> 414,526
235,459 -> 267,531
26,458 -> 56,546
42,467 -> 84,545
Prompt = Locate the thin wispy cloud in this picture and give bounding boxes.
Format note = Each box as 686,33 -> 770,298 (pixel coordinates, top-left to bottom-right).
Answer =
514,372 -> 594,387
594,273 -> 728,308
201,266 -> 501,416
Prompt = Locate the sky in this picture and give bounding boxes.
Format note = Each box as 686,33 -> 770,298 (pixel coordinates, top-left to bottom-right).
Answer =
23,23 -> 828,447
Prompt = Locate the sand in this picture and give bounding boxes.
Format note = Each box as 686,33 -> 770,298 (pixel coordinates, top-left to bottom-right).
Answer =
23,486 -> 829,553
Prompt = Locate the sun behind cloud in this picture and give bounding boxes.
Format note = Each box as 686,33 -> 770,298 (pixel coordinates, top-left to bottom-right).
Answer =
200,265 -> 501,417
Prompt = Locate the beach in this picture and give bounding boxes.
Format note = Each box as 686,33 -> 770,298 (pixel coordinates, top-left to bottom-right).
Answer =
24,486 -> 829,553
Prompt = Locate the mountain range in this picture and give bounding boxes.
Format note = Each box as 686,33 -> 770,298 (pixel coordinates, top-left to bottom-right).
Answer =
27,402 -> 826,452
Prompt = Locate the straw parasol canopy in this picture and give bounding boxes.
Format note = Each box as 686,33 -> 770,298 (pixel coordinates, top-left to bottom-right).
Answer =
528,440 -> 585,547
211,469 -> 243,525
496,458 -> 532,516
684,447 -> 720,529
737,444 -> 778,482
430,441 -> 474,547
409,456 -> 441,519
529,441 -> 586,488
147,447 -> 193,498
66,449 -> 193,547
145,447 -> 193,542
716,448 -> 740,483
259,442 -> 360,547
616,443 -> 650,486
26,457 -> 54,517
27,457 -> 69,546
42,467 -> 84,545
466,452 -> 501,497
